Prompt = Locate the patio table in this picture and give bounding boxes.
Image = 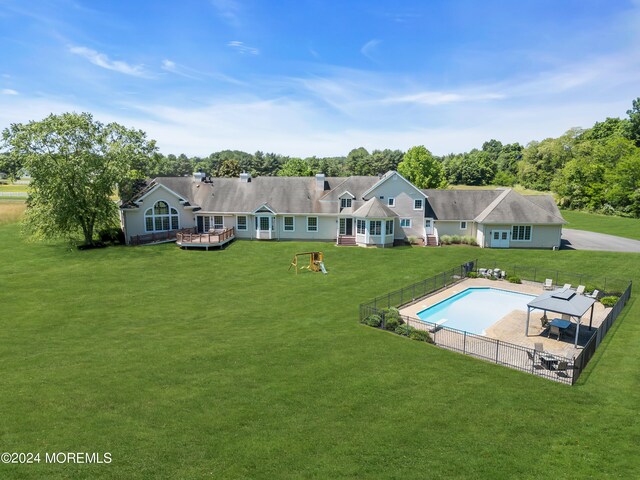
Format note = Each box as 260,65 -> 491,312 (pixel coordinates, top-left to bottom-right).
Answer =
549,318 -> 571,330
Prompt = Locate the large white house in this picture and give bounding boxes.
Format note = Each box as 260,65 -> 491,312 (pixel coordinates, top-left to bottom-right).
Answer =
120,170 -> 566,249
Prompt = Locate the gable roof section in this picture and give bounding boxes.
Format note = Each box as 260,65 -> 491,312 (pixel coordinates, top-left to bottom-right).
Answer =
422,189 -> 502,220
318,176 -> 378,201
362,171 -> 427,200
474,189 -> 566,224
352,198 -> 398,218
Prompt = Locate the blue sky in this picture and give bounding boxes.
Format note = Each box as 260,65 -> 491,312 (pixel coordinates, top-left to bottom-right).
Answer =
1,0 -> 639,157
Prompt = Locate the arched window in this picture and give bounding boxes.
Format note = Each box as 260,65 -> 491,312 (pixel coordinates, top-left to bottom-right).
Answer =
145,201 -> 179,232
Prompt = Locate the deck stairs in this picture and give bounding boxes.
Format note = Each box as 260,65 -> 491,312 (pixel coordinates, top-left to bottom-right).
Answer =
426,234 -> 439,246
337,235 -> 357,246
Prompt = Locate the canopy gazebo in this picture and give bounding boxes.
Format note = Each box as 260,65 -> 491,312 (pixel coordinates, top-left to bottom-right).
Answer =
525,288 -> 597,347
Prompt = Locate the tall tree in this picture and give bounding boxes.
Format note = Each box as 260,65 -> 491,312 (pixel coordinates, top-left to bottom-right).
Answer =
0,151 -> 23,181
345,147 -> 370,175
625,97 -> 640,147
278,157 -> 312,176
397,146 -> 447,189
217,158 -> 241,177
2,112 -> 156,245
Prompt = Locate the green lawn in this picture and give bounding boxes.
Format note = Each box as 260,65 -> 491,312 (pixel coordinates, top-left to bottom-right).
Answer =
1,222 -> 639,479
0,184 -> 29,192
562,209 -> 640,241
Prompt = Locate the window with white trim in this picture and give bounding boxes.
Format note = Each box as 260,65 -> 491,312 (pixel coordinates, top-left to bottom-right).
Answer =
460,221 -> 467,230
400,218 -> 411,228
214,216 -> 223,229
145,201 -> 179,232
385,220 -> 394,235
370,220 -> 381,235
356,219 -> 365,234
388,197 -> 395,207
307,216 -> 318,232
284,216 -> 295,231
340,198 -> 352,209
414,199 -> 423,210
236,215 -> 247,230
512,225 -> 532,241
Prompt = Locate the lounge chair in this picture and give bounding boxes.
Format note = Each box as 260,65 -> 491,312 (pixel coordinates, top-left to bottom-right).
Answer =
543,279 -> 553,290
586,289 -> 600,299
563,283 -> 572,289
576,285 -> 585,294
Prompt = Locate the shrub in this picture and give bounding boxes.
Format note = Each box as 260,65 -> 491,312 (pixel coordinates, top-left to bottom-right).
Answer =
450,235 -> 462,244
409,329 -> 433,343
467,272 -> 478,278
382,307 -> 403,331
361,314 -> 382,327
600,296 -> 618,308
584,284 -> 601,295
440,235 -> 452,245
460,235 -> 478,246
395,324 -> 414,336
508,276 -> 522,284
408,236 -> 419,245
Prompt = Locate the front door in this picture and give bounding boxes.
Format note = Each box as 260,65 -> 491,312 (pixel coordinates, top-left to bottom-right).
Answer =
339,218 -> 354,236
425,218 -> 434,235
255,216 -> 272,240
490,230 -> 509,248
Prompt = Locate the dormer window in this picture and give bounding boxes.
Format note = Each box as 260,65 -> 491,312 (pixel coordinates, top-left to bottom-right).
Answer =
340,198 -> 352,209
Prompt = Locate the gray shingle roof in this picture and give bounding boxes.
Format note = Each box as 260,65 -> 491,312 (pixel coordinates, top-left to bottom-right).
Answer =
422,188 -> 565,224
422,189 -> 502,220
352,198 -> 398,218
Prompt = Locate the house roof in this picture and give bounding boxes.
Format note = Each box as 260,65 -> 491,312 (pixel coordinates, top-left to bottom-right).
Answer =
352,198 -> 398,218
422,188 -> 565,224
422,189 -> 502,220
474,189 -> 566,224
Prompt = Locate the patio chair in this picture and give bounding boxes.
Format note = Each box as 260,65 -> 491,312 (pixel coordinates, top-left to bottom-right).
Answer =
543,279 -> 553,290
549,325 -> 561,341
563,283 -> 572,289
540,316 -> 549,328
576,285 -> 585,294
534,342 -> 544,352
586,289 -> 600,299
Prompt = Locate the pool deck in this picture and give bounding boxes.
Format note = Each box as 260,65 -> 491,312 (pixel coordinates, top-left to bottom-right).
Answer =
399,278 -> 610,359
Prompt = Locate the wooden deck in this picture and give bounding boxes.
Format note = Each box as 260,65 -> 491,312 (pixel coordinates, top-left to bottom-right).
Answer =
176,227 -> 235,250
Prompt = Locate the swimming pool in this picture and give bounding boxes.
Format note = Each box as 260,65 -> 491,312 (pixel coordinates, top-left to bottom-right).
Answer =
416,287 -> 536,335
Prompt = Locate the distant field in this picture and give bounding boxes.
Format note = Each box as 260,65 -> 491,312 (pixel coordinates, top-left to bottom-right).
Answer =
0,200 -> 26,225
0,184 -> 29,192
448,184 -> 551,195
561,209 -> 640,241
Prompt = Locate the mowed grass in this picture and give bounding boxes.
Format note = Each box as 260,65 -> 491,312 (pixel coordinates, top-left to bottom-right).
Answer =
1,221 -> 639,479
0,184 -> 29,192
561,209 -> 640,241
0,200 -> 26,225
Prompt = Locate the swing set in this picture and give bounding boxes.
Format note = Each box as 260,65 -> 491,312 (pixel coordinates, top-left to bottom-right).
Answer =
288,252 -> 327,274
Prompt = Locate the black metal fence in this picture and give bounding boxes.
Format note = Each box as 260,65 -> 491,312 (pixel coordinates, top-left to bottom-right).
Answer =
359,260 -> 632,385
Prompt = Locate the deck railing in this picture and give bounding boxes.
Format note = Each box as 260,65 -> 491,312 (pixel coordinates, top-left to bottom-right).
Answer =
176,227 -> 235,245
129,228 -> 195,246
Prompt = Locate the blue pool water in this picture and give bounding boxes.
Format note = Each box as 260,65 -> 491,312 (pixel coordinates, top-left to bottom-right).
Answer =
416,287 -> 536,335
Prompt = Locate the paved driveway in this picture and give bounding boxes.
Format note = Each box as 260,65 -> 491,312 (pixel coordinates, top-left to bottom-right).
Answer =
561,228 -> 640,252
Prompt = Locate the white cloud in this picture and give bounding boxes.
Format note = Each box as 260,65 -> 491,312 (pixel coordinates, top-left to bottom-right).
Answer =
384,91 -> 505,105
69,46 -> 147,77
210,0 -> 241,26
161,59 -> 177,72
227,41 -> 259,55
1,88 -> 18,95
361,39 -> 381,60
